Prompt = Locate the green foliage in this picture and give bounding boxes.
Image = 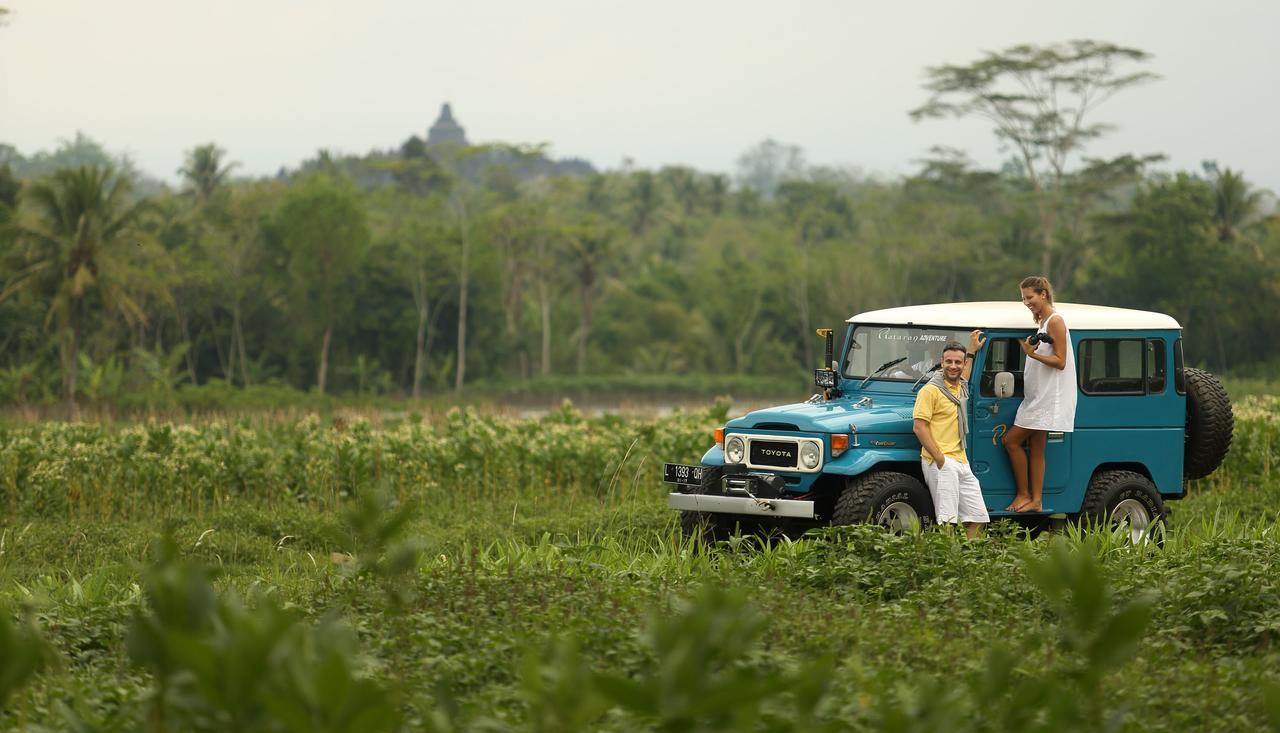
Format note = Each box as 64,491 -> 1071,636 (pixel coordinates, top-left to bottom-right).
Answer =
490,586 -> 837,733
3,121 -> 1280,403
270,173 -> 371,393
0,402 -> 1277,730
123,535 -> 402,732
0,602 -> 56,711
179,144 -> 237,206
0,402 -> 722,519
1,162 -> 173,416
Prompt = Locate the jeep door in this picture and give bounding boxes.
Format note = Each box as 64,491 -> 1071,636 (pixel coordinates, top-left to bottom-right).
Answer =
968,334 -> 1074,511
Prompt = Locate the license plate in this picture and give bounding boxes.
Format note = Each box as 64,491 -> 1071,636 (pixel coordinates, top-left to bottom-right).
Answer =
663,463 -> 708,485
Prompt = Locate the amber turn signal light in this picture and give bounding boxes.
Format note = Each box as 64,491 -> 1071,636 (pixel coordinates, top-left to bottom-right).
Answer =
714,427 -> 725,449
831,434 -> 849,456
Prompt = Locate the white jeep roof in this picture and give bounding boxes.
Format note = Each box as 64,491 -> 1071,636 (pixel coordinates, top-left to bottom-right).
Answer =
847,301 -> 1181,330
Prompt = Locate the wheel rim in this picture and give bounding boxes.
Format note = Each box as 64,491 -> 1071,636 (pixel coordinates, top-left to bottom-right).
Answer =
1111,498 -> 1153,544
876,501 -> 920,532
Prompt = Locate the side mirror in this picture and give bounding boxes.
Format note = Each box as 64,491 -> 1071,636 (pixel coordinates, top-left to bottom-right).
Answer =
994,372 -> 1015,399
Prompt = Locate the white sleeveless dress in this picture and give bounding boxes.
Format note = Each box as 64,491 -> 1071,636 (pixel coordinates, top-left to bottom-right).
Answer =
1014,312 -> 1077,432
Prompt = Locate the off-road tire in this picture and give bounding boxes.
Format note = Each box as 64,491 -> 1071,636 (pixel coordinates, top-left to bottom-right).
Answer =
1079,469 -> 1166,544
1183,367 -> 1233,479
678,511 -> 734,544
832,470 -> 935,529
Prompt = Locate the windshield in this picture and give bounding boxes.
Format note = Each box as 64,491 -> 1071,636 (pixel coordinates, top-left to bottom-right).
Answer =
843,325 -> 974,381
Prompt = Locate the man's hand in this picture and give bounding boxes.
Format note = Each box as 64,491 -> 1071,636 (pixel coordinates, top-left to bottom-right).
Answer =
933,453 -> 946,469
968,329 -> 986,354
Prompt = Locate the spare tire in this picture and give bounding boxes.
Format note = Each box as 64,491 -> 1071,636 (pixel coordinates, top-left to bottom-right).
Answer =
1184,367 -> 1233,479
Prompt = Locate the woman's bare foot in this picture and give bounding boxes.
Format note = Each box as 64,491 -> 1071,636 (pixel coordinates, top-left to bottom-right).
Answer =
1015,502 -> 1042,513
1005,496 -> 1030,512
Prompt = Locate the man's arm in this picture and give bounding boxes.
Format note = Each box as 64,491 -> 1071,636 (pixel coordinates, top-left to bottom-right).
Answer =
962,329 -> 986,381
913,418 -> 945,468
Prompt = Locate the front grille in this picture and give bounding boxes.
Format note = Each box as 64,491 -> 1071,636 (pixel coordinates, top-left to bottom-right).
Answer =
750,439 -> 798,468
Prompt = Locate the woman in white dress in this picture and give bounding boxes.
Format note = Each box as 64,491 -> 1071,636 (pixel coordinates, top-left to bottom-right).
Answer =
1002,276 -> 1077,512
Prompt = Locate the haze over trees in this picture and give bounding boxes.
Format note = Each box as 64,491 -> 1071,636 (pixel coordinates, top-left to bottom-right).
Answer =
1,40 -> 1278,413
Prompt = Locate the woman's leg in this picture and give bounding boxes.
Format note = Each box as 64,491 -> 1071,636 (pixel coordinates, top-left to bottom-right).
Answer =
1002,425 -> 1033,511
1018,430 -> 1048,512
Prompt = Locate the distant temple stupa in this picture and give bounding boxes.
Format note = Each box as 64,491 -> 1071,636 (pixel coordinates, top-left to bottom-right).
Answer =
426,103 -> 468,147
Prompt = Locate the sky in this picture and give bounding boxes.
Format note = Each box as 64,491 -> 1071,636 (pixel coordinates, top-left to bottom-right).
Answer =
1,0 -> 1277,191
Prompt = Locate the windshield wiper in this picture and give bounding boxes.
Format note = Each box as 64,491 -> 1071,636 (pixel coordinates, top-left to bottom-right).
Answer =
858,357 -> 908,389
911,364 -> 941,391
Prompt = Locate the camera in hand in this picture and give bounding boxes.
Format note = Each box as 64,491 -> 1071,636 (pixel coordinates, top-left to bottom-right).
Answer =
1027,332 -> 1055,346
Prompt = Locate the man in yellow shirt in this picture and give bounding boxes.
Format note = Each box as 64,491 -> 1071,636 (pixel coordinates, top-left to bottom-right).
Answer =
913,336 -> 989,537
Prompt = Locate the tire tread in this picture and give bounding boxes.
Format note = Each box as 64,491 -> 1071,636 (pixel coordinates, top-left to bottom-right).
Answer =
1183,367 -> 1233,480
833,470 -> 932,525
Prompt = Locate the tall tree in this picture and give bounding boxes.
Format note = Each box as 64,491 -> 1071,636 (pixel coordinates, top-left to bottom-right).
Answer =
777,180 -> 856,368
212,181 -> 280,386
380,192 -> 451,399
1204,163 -> 1267,248
0,164 -> 19,226
1,165 -> 168,416
564,216 -> 616,374
736,139 -> 806,199
911,41 -> 1158,281
629,171 -> 660,235
448,187 -> 477,392
484,197 -> 541,378
179,144 -> 237,207
272,175 -> 369,394
528,177 -> 579,377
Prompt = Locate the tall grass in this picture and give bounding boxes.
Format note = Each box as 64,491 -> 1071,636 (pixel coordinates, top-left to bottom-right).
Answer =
0,403 -> 723,521
2,397 -> 1279,730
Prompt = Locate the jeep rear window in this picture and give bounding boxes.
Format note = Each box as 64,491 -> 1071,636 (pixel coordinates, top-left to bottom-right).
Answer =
842,326 -> 972,381
1079,339 -> 1145,394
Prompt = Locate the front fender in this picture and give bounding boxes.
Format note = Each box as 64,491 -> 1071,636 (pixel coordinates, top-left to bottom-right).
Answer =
700,445 -> 726,466
823,446 -> 922,476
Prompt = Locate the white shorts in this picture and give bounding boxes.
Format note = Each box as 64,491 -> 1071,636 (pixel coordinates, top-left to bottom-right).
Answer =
921,457 -> 990,525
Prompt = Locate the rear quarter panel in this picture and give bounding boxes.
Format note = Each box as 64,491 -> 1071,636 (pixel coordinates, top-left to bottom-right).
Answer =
1072,328 -> 1185,496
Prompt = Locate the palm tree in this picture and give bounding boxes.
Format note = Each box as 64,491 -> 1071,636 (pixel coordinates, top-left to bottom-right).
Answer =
0,165 -> 159,417
1209,167 -> 1266,248
178,144 -> 236,206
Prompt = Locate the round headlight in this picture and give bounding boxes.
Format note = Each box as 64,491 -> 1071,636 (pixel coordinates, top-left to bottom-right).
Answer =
726,436 -> 745,464
800,442 -> 820,469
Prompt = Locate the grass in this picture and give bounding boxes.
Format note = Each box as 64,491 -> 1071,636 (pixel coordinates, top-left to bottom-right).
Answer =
1,398 -> 1279,731
1221,375 -> 1280,399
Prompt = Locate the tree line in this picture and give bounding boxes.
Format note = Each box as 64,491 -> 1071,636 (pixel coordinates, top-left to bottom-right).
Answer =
1,41 -> 1277,416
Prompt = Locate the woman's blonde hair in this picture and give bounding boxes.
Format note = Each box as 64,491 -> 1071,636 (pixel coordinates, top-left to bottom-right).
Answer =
1020,275 -> 1055,323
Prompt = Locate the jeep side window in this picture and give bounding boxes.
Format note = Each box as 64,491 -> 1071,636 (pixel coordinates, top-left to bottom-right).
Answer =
1079,338 -> 1160,395
1147,339 -> 1167,394
1174,338 -> 1186,394
979,338 -> 1026,397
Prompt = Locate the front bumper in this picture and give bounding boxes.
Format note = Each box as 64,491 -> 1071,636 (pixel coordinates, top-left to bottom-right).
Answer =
668,492 -> 815,519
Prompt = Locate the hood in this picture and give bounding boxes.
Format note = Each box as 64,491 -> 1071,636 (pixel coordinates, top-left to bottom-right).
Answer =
726,397 -> 915,434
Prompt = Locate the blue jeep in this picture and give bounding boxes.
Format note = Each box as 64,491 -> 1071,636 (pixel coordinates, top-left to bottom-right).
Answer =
664,302 -> 1233,541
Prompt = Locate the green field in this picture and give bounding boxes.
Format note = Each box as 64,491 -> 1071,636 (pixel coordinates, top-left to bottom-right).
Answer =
2,398 -> 1280,732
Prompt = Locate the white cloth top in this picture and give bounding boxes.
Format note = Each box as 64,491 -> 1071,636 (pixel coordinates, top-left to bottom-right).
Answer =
1015,312 -> 1077,432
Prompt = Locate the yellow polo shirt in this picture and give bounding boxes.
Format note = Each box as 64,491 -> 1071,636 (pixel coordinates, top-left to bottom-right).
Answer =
912,381 -> 967,462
